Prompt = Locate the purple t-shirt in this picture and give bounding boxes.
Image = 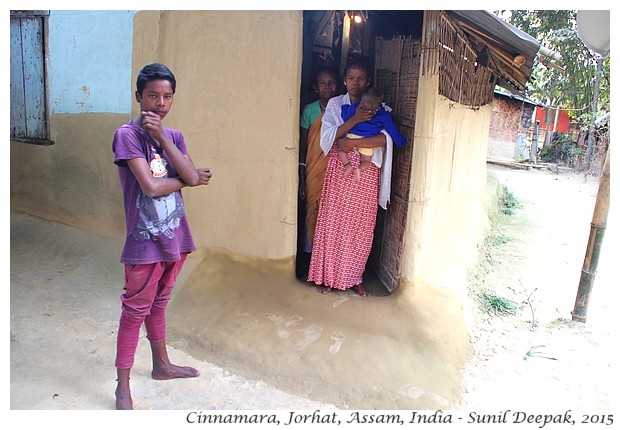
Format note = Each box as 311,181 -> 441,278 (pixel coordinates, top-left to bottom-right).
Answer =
112,120 -> 196,265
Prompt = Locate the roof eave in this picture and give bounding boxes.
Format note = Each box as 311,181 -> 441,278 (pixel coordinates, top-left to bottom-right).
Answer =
448,10 -> 541,94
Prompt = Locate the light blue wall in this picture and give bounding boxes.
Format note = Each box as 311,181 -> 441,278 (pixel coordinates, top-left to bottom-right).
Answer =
48,10 -> 136,114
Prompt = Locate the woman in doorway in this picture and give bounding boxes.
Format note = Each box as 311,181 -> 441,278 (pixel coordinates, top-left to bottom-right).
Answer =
308,60 -> 394,296
298,66 -> 339,260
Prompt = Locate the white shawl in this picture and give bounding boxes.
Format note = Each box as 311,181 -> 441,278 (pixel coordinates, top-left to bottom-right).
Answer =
320,93 -> 394,209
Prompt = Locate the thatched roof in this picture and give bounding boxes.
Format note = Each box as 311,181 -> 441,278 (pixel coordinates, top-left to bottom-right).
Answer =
448,11 -> 541,95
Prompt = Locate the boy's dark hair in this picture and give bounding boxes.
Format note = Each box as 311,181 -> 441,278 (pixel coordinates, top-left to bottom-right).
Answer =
136,63 -> 176,95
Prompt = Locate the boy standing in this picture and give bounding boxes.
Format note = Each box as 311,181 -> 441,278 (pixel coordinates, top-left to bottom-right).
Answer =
111,63 -> 212,409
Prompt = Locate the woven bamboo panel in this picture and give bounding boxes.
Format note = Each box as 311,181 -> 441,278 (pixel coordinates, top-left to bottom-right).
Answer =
421,10 -> 441,76
391,131 -> 414,201
374,36 -> 403,108
376,195 -> 408,290
489,97 -> 522,142
421,10 -> 496,107
375,36 -> 420,125
372,35 -> 420,292
376,69 -> 399,108
396,38 -> 420,121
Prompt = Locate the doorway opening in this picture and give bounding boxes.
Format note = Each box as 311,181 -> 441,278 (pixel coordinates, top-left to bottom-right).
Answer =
295,10 -> 424,294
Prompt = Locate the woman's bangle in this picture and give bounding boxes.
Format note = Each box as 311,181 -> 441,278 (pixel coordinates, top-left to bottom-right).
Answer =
299,163 -> 306,167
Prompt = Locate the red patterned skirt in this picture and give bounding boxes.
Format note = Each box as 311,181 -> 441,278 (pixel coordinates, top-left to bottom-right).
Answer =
307,147 -> 380,290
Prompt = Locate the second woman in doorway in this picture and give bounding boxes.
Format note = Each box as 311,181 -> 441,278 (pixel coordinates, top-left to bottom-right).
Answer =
299,66 -> 340,255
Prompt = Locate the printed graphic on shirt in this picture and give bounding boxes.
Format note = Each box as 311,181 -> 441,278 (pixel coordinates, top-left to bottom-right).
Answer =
135,192 -> 184,240
134,148 -> 182,240
150,152 -> 168,178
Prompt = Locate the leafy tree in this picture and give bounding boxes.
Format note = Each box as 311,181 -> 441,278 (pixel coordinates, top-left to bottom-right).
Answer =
497,11 -> 609,121
496,10 -> 609,167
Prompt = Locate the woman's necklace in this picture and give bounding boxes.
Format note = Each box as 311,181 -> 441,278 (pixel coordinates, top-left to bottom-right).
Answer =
319,100 -> 327,111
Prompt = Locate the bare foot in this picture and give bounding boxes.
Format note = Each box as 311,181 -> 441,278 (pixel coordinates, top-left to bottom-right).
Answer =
343,163 -> 353,178
151,364 -> 200,380
115,384 -> 133,410
353,284 -> 372,297
316,285 -> 332,294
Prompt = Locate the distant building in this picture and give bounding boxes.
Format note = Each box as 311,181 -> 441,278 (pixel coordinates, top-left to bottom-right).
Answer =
487,89 -> 541,162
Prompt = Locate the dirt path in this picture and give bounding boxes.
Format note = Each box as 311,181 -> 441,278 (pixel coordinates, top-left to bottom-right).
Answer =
9,163 -> 614,424
461,164 -> 615,413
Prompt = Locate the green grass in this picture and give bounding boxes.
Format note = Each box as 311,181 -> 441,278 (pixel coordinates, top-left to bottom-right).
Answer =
477,228 -> 512,268
480,290 -> 519,315
485,232 -> 512,247
549,317 -> 572,327
466,181 -> 520,316
499,184 -> 521,215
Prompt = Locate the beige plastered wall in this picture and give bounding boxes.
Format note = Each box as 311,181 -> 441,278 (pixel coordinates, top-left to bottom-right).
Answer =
11,11 -> 492,305
488,138 -> 518,161
133,11 -> 302,260
11,10 -> 303,260
10,113 -> 128,238
400,74 -> 492,302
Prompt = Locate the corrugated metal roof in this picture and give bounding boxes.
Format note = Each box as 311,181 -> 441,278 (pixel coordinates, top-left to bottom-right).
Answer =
448,10 -> 541,95
494,89 -> 542,107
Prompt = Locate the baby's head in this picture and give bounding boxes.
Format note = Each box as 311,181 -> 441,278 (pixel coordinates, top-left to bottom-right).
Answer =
360,87 -> 383,113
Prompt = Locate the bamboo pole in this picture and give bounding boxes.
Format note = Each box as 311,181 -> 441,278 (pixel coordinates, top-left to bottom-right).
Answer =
572,146 -> 610,322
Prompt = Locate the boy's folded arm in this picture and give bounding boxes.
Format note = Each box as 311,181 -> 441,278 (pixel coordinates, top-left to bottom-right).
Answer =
126,157 -> 184,198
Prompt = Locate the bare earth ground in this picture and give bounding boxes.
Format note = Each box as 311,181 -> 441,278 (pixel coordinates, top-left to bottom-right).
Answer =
7,163 -> 616,427
462,164 -> 616,416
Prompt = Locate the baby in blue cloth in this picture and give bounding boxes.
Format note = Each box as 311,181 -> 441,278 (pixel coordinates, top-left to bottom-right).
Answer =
340,87 -> 407,182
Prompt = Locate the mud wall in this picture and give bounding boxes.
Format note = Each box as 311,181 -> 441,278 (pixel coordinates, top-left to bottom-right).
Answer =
401,74 -> 492,301
11,10 -> 492,306
11,10 -> 303,259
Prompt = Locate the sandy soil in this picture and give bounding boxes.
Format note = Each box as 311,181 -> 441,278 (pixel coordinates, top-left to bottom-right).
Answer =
462,164 -> 616,414
8,163 -> 615,426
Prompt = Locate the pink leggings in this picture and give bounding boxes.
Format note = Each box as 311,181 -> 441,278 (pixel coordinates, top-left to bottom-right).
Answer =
115,255 -> 187,369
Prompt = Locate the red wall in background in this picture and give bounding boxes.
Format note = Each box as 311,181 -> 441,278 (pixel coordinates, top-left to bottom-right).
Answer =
535,107 -> 570,133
